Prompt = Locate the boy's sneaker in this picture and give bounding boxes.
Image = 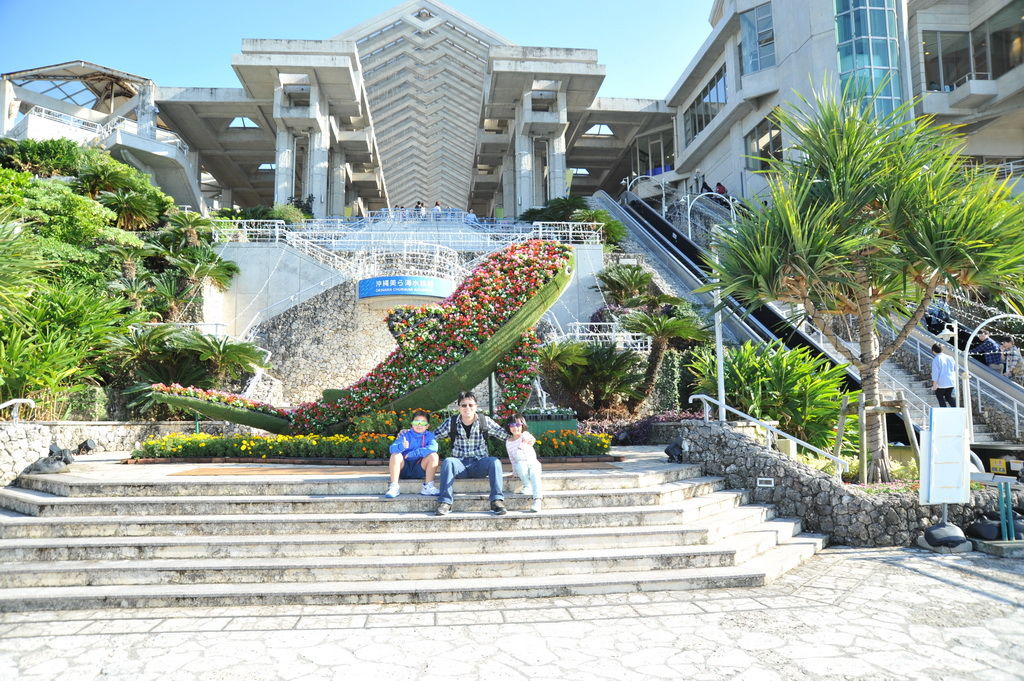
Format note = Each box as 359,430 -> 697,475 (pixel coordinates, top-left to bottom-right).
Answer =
490,500 -> 507,516
383,483 -> 401,499
529,498 -> 543,513
420,482 -> 439,496
435,502 -> 451,516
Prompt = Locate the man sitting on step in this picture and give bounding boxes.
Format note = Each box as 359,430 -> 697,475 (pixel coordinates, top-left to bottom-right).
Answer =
433,391 -> 509,516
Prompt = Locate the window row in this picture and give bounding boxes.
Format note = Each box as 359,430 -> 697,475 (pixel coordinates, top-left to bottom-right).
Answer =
683,66 -> 727,146
922,0 -> 1024,91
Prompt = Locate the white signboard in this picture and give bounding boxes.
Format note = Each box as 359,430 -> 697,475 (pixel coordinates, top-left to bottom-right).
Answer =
919,407 -> 970,505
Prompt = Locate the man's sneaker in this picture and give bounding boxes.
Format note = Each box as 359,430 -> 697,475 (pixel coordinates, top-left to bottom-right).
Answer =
435,502 -> 451,516
420,482 -> 439,496
383,483 -> 401,499
490,500 -> 507,516
529,498 -> 543,513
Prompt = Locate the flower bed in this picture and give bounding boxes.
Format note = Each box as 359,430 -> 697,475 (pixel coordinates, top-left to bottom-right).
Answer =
151,385 -> 291,419
131,429 -> 612,461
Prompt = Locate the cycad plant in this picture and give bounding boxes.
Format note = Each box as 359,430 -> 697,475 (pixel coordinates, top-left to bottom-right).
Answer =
620,311 -> 709,412
167,211 -> 213,248
594,264 -> 654,306
99,189 -> 161,230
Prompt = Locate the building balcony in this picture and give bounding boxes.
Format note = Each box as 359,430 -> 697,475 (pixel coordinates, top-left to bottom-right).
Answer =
949,74 -> 998,108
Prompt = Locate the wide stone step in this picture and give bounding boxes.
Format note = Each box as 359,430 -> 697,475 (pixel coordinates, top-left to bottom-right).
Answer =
0,504 -> 775,562
0,519 -> 801,588
13,464 -> 703,498
0,534 -> 826,611
0,490 -> 748,539
0,477 -> 725,517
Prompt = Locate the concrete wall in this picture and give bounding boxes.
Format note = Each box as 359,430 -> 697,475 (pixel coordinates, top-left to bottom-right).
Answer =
546,244 -> 605,331
0,421 -> 253,486
209,243 -> 344,337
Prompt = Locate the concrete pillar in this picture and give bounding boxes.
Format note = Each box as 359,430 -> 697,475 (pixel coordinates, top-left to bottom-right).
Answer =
274,128 -> 295,206
219,188 -> 233,212
308,130 -> 329,218
329,149 -> 347,217
515,131 -> 534,214
136,82 -> 157,140
533,140 -> 546,206
546,133 -> 567,200
0,80 -> 18,137
500,159 -> 515,219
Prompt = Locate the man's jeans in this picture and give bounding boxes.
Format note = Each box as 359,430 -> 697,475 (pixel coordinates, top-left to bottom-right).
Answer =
934,387 -> 955,408
437,456 -> 503,505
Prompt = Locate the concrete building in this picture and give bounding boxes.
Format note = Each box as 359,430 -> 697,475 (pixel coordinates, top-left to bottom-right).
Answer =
626,0 -> 1024,208
3,1 -> 1023,217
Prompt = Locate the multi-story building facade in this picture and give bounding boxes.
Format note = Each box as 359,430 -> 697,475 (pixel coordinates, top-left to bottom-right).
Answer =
2,1 -> 1022,217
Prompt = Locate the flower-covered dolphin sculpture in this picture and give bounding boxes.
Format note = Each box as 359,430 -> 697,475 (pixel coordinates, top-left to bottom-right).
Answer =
154,240 -> 575,434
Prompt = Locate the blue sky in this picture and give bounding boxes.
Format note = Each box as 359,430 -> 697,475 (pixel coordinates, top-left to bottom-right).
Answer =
0,0 -> 716,100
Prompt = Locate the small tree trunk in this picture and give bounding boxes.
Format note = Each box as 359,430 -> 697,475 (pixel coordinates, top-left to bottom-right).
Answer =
853,266 -> 892,483
122,259 -> 136,281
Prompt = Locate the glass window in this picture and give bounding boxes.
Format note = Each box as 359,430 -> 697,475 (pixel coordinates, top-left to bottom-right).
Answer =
683,66 -> 727,145
745,116 -> 782,170
836,0 -> 902,115
987,1 -> 1024,78
740,3 -> 775,74
940,32 -> 971,88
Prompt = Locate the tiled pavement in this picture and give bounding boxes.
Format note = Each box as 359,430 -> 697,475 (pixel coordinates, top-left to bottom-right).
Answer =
1,546 -> 1021,680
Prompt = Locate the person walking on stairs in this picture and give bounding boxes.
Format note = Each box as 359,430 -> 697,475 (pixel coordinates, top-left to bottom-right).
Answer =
930,343 -> 958,408
433,392 -> 509,516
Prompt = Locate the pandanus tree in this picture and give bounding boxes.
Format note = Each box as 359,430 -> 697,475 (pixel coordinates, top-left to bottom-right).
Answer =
707,87 -> 1024,481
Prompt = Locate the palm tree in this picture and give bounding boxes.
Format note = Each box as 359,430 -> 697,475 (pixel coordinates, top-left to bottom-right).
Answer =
707,87 -> 1024,481
570,208 -> 627,247
167,211 -> 213,248
621,311 -> 709,412
99,189 -> 160,230
582,343 -> 645,414
98,243 -> 153,281
537,340 -> 592,417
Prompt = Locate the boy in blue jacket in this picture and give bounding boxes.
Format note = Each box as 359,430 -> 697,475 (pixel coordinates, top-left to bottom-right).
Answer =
384,410 -> 440,498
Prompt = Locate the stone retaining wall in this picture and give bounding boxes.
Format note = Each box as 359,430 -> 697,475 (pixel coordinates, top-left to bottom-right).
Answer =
254,280 -> 396,405
675,420 -> 1023,547
0,421 -> 253,485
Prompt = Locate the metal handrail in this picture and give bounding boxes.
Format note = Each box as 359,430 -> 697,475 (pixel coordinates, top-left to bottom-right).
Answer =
953,71 -> 991,88
559,322 -> 652,353
688,393 -> 850,474
0,399 -> 36,422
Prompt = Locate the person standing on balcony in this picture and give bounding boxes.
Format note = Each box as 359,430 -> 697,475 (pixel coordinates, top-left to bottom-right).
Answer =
970,330 -> 1003,370
930,343 -> 958,408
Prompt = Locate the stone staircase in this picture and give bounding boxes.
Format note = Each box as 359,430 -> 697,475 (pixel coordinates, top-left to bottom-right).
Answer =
881,366 -> 1000,443
0,456 -> 826,611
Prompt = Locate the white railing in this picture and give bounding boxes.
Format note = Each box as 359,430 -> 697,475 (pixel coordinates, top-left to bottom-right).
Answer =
559,322 -> 652,353
953,71 -> 991,88
20,105 -> 104,134
688,393 -> 849,476
986,159 -> 1024,181
15,106 -> 192,157
531,221 -> 604,244
0,398 -> 36,422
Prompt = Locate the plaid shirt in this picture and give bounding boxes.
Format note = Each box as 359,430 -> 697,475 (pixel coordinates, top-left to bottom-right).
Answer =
435,414 -> 508,459
1004,346 -> 1022,377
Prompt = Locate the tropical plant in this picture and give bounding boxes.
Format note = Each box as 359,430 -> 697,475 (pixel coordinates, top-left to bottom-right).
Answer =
99,188 -> 161,230
74,152 -> 133,198
150,272 -> 195,322
570,208 -> 626,247
688,341 -> 857,453
706,87 -> 1024,481
174,330 -> 270,381
167,211 -> 213,248
517,195 -> 588,223
165,245 -> 240,295
594,264 -> 654,306
268,203 -> 305,223
0,137 -> 82,177
541,341 -> 645,419
620,311 -> 709,412
0,216 -> 48,314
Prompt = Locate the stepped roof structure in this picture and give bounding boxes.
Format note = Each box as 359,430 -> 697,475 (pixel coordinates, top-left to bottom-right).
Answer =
334,1 -> 511,209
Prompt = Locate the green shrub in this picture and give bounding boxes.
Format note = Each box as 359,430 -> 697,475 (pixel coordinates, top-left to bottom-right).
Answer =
268,203 -> 305,223
0,138 -> 82,176
688,340 -> 858,452
652,349 -> 682,412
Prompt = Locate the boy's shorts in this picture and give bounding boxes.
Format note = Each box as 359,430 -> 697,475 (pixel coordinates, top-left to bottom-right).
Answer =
398,458 -> 427,479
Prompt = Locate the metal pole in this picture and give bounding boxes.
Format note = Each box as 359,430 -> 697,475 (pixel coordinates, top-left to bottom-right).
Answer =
960,314 -> 1024,442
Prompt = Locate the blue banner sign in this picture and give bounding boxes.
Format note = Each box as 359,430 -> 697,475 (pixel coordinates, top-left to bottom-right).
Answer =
357,276 -> 454,299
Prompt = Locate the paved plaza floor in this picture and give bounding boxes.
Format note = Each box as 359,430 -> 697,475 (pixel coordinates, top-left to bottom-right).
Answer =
0,546 -> 1021,681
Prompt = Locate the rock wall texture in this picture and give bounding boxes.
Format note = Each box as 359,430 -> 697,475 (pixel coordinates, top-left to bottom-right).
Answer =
0,421 -> 252,485
675,420 -> 1023,547
254,280 -> 396,405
